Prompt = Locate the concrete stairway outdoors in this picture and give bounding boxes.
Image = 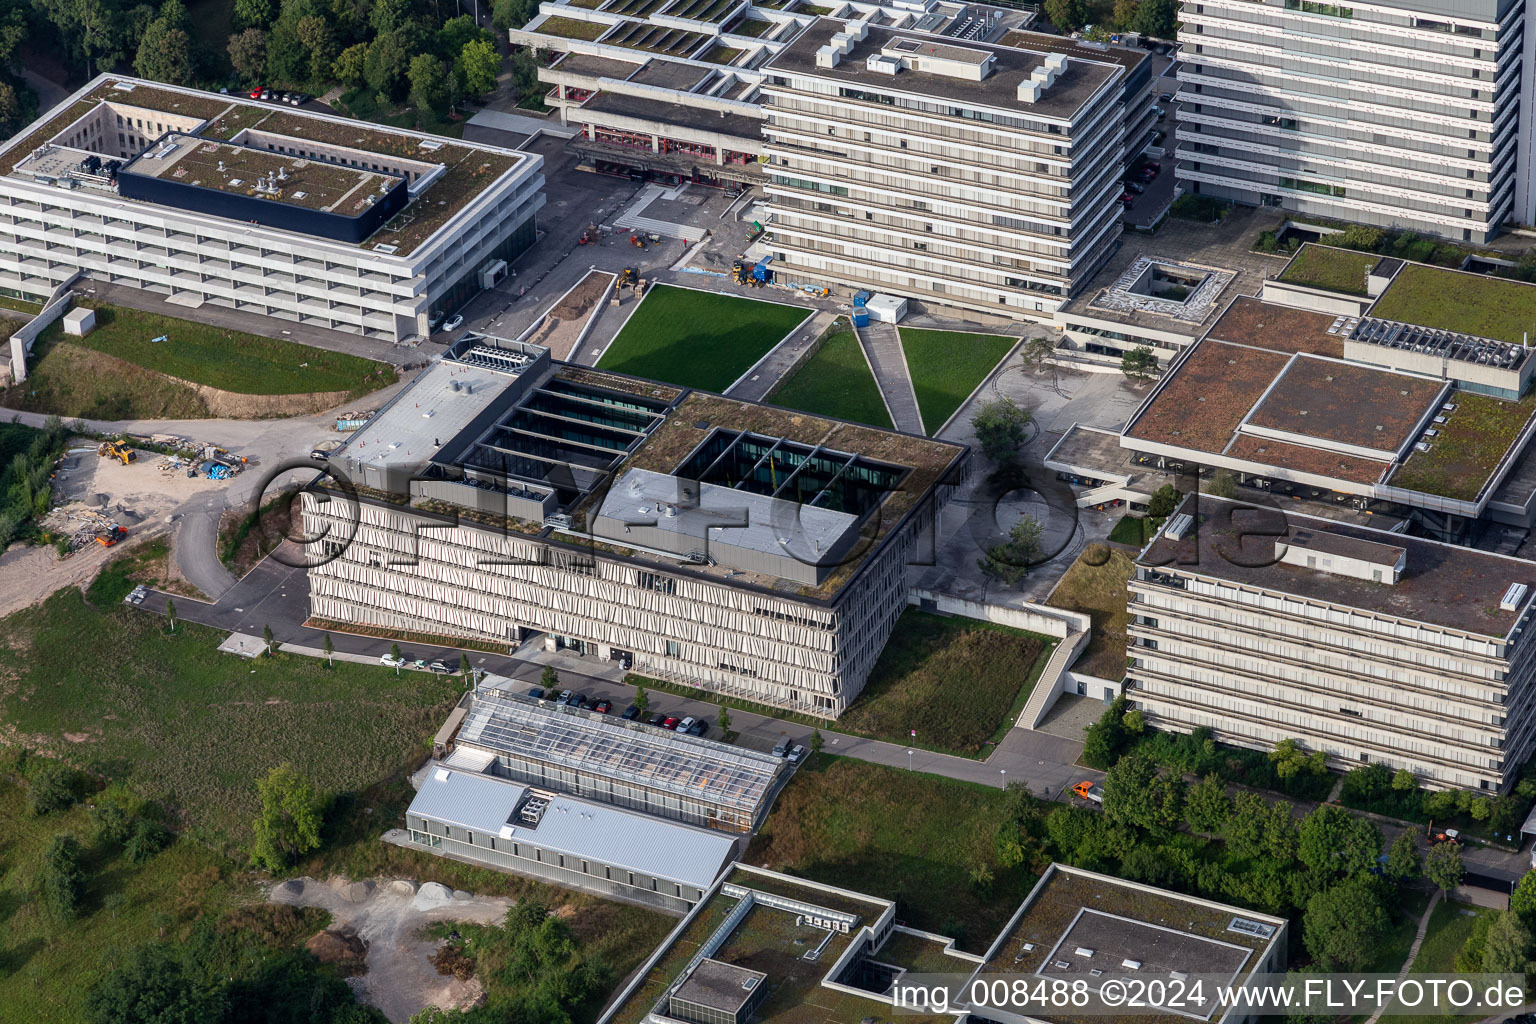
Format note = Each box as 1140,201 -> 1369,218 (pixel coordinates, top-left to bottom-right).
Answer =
857,321 -> 925,435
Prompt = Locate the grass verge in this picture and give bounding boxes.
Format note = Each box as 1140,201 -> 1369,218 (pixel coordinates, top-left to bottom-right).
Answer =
46,303 -> 396,397
897,328 -> 1016,434
745,754 -> 1039,950
597,285 -> 811,391
1046,548 -> 1134,681
768,322 -> 892,429
837,610 -> 1053,757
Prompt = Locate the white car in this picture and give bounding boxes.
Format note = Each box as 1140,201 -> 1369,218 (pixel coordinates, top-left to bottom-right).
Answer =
379,653 -> 406,668
677,716 -> 697,733
443,314 -> 464,331
787,744 -> 807,764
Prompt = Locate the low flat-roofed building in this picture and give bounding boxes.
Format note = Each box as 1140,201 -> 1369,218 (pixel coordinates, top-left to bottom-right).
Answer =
404,760 -> 737,911
599,863 -> 971,1024
0,75 -> 545,342
979,862 -> 1287,1024
1128,495 -> 1536,791
668,959 -> 767,1024
444,682 -> 787,833
305,332 -> 967,716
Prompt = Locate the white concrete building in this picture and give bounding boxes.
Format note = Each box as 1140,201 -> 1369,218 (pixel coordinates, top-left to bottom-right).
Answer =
1175,0 -> 1521,243
759,20 -> 1134,320
304,334 -> 967,717
1128,495 -> 1536,792
0,75 -> 546,342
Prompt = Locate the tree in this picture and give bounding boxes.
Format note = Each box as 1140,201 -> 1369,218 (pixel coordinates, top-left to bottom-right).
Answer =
1103,752 -> 1184,834
39,833 -> 85,922
251,764 -> 324,872
1298,805 -> 1381,880
134,20 -> 193,84
1304,880 -> 1388,971
810,728 -> 824,755
1043,0 -> 1088,32
1269,737 -> 1326,781
492,0 -> 539,31
540,665 -> 559,691
1224,790 -> 1269,859
1385,828 -> 1422,883
1133,0 -> 1176,37
717,707 -> 731,734
263,624 -> 276,654
322,631 -> 334,668
437,14 -> 487,58
1082,696 -> 1130,770
364,31 -> 410,100
409,53 -> 447,113
971,397 -> 1031,467
1112,0 -> 1139,30
1392,768 -> 1417,793
295,14 -> 334,85
633,684 -> 649,713
164,598 -> 176,633
1512,871 -> 1536,919
1121,345 -> 1158,382
1425,839 -> 1464,894
234,0 -> 275,29
977,516 -> 1045,587
333,41 -> 367,87
1185,774 -> 1231,833
29,763 -> 78,815
458,38 -> 500,99
84,942 -> 227,1024
1341,762 -> 1391,805
1206,470 -> 1237,499
1146,484 -> 1181,519
1482,911 -> 1535,975
124,817 -> 171,864
1021,334 -> 1057,373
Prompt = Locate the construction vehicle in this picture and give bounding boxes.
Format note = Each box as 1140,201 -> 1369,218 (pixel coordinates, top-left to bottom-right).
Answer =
619,267 -> 638,287
95,524 -> 127,547
1070,780 -> 1104,804
97,441 -> 136,465
1427,820 -> 1461,845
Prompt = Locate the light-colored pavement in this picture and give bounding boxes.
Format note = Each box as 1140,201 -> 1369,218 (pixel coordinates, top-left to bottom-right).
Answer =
467,108 -> 580,138
857,321 -> 925,434
727,309 -> 837,403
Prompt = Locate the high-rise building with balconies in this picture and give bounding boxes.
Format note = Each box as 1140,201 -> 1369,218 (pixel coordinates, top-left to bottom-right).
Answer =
1174,0 -> 1521,243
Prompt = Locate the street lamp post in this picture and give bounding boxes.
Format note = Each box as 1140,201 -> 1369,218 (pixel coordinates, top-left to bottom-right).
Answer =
1000,768 -> 1007,790
907,749 -> 913,771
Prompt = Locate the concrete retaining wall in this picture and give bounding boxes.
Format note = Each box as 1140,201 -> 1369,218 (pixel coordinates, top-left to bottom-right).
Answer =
907,588 -> 1090,639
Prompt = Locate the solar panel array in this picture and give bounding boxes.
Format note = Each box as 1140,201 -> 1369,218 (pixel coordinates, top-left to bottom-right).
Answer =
1353,316 -> 1528,370
458,690 -> 781,814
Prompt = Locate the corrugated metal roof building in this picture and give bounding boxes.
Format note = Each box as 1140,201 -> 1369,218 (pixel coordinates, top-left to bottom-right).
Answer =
405,763 -> 739,912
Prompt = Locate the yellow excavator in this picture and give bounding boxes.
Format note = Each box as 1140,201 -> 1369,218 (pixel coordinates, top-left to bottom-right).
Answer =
97,441 -> 137,465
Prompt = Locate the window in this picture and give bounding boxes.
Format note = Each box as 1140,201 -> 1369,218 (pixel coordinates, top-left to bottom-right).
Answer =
637,571 -> 675,595
1285,0 -> 1351,16
665,640 -> 681,658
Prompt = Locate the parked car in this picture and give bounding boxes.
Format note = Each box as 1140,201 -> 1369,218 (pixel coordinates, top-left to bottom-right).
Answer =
620,704 -> 640,720
787,744 -> 807,764
528,687 -> 545,700
428,311 -> 444,331
772,738 -> 791,758
647,713 -> 667,727
259,88 -> 273,101
556,689 -> 573,705
427,659 -> 452,674
662,716 -> 680,730
287,92 -> 309,106
249,86 -> 264,99
443,314 -> 464,331
379,653 -> 405,668
310,439 -> 343,460
1120,192 -> 1135,205
686,719 -> 708,737
677,716 -> 697,733
594,699 -> 612,714
1125,181 -> 1145,194
572,692 -> 589,708
1159,91 -> 1174,104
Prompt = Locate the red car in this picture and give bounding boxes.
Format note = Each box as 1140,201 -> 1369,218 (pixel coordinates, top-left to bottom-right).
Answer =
249,86 -> 263,99
662,716 -> 680,730
594,699 -> 612,714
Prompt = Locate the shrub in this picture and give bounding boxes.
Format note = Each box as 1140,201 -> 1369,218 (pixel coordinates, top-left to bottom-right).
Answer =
38,834 -> 86,922
28,763 -> 78,816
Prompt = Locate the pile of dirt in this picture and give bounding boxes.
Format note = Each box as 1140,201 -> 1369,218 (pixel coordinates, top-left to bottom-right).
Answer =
305,928 -> 369,976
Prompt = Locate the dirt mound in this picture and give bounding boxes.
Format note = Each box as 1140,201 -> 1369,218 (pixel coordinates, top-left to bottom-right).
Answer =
305,928 -> 368,975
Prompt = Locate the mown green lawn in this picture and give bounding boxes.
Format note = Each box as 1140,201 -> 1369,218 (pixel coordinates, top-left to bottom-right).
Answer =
745,755 -> 1039,950
898,328 -> 1016,434
837,610 -> 1053,757
597,285 -> 811,391
1383,895 -> 1493,1024
52,303 -> 396,397
769,326 -> 892,429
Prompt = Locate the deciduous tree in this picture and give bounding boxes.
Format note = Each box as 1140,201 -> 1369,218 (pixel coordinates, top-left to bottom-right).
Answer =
978,516 -> 1045,587
1120,345 -> 1158,382
1425,839 -> 1464,894
250,764 -> 323,872
1304,880 -> 1387,971
458,38 -> 500,99
971,396 -> 1031,467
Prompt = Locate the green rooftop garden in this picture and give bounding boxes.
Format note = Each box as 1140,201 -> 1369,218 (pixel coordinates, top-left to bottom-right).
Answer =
701,42 -> 745,62
768,321 -> 892,429
728,16 -> 775,35
1277,243 -> 1380,296
1372,263 -> 1536,344
537,14 -> 613,39
1388,391 -> 1536,502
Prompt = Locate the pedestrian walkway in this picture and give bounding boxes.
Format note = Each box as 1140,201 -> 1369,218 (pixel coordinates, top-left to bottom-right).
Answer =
857,321 -> 925,434
1363,889 -> 1441,1024
466,108 -> 580,138
726,310 -> 834,403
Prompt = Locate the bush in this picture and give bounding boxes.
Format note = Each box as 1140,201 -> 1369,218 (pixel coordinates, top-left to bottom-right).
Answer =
38,833 -> 86,922
125,818 -> 172,864
28,763 -> 78,816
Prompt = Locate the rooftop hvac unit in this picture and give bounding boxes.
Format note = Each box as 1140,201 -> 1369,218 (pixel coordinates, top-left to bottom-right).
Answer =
1122,960 -> 1142,970
1074,947 -> 1095,957
1415,442 -> 1432,453
1165,512 -> 1194,541
1502,583 -> 1528,612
